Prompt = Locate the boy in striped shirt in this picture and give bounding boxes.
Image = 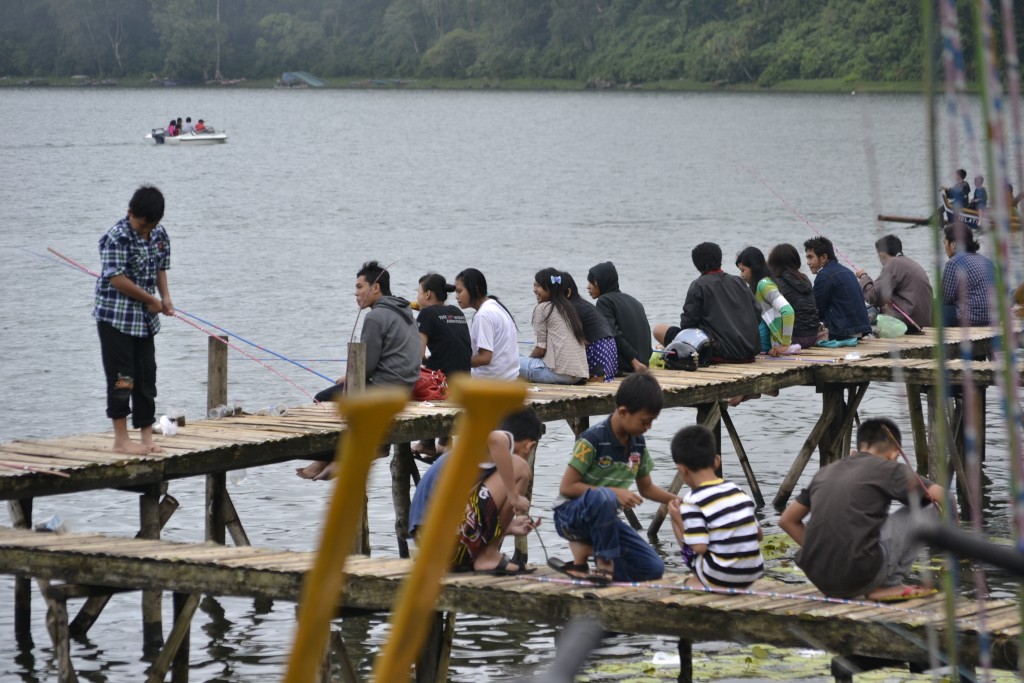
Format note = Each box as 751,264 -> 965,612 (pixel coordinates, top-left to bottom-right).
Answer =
668,425 -> 764,589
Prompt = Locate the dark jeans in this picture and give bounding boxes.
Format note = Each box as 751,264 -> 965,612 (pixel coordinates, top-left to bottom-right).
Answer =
97,321 -> 157,428
553,487 -> 665,582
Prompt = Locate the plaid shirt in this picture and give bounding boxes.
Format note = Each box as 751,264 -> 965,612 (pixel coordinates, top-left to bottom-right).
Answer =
941,251 -> 994,326
93,217 -> 171,337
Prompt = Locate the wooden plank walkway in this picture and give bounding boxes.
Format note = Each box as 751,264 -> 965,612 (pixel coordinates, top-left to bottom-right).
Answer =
0,527 -> 1017,676
0,326 -> 1011,501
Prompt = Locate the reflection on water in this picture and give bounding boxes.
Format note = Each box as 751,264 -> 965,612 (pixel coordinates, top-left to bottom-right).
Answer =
1,88 -> 1021,680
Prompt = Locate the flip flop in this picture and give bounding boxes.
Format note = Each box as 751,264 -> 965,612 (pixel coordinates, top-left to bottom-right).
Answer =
872,586 -> 938,603
547,557 -> 611,586
476,554 -> 536,576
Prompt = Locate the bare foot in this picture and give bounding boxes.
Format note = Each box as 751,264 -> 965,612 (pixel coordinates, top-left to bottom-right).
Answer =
296,460 -> 331,480
143,443 -> 165,453
113,439 -> 151,455
684,576 -> 706,590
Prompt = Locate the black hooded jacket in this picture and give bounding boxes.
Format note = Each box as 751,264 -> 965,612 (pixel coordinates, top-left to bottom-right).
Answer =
587,262 -> 652,373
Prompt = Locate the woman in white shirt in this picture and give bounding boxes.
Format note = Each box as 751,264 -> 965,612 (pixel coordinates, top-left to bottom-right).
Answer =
454,268 -> 520,381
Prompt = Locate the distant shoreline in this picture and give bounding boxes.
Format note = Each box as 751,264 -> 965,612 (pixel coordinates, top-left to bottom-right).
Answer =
0,75 -> 941,94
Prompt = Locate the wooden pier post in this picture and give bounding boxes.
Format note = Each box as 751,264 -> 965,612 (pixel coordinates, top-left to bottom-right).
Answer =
206,335 -> 228,545
514,432 -> 542,564
392,442 -> 416,559
347,342 -> 371,556
8,498 -> 32,643
906,384 -> 929,474
415,611 -> 455,683
140,485 -> 164,652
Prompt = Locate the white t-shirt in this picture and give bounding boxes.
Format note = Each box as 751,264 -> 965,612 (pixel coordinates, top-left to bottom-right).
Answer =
470,298 -> 520,380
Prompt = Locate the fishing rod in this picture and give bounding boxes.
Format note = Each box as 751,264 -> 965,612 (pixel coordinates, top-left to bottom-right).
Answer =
745,168 -> 924,333
882,425 -> 944,513
45,247 -> 321,403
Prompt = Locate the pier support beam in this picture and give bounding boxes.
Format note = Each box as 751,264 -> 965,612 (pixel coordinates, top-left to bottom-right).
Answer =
206,335 -> 229,547
514,433 -> 542,565
392,442 -> 416,559
145,592 -> 199,683
140,485 -> 164,653
415,611 -> 455,683
9,498 -> 32,643
37,579 -> 78,683
677,638 -> 692,683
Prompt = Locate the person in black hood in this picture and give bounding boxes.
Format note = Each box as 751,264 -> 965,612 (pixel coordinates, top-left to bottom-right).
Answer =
298,260 -> 420,480
767,243 -> 820,349
586,262 -> 652,375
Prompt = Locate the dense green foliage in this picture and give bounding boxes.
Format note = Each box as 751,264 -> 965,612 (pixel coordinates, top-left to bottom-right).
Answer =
1,0 -> 1020,85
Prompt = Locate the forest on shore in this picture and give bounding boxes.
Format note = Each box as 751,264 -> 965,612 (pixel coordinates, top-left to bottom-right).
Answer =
2,0 -> 1020,88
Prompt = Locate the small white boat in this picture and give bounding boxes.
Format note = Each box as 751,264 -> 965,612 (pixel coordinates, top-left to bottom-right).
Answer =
145,129 -> 228,145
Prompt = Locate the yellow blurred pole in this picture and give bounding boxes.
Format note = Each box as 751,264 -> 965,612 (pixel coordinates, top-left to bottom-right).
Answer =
283,387 -> 408,683
372,377 -> 526,682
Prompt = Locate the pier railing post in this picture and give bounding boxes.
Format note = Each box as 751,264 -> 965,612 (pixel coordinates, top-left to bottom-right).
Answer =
392,442 -> 415,559
347,342 -> 371,556
206,335 -> 228,545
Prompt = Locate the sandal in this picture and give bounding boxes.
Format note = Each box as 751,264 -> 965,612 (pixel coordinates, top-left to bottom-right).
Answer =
547,557 -> 611,586
476,554 -> 535,576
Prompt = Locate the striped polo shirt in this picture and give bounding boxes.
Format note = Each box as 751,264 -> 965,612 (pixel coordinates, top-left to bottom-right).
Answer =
681,478 -> 763,588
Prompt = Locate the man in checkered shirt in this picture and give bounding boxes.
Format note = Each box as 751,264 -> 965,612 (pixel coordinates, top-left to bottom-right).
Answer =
93,186 -> 173,454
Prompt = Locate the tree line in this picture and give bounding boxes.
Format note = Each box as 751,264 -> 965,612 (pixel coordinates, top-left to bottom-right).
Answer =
1,0 -> 1019,86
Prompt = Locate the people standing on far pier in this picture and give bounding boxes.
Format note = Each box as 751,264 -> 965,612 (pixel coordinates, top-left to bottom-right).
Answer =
550,373 -> 677,584
667,425 -> 764,590
735,246 -> 794,356
93,185 -> 173,455
520,268 -> 589,385
409,409 -> 541,574
413,272 -> 472,459
941,222 -> 995,328
969,175 -> 987,210
942,168 -> 971,208
652,242 -> 760,363
586,261 -> 652,375
561,271 -> 618,382
298,260 -> 421,480
803,236 -> 872,341
767,243 -> 821,349
855,234 -> 932,332
454,268 -> 520,380
779,417 -> 944,601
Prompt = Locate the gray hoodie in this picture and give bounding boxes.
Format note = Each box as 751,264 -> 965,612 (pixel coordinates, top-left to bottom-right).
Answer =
362,295 -> 421,389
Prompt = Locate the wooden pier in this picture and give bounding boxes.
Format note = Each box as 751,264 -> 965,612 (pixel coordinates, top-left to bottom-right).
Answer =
0,526 -> 1018,682
2,325 -> 1021,681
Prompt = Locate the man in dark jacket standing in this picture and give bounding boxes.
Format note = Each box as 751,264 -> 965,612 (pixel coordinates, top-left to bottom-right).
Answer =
804,237 -> 872,341
653,242 -> 760,363
586,262 -> 652,375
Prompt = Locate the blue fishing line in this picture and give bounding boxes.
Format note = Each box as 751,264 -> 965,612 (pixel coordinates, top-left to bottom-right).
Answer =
175,310 -> 335,383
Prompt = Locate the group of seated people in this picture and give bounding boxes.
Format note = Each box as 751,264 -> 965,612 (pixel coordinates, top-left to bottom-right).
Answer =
290,247 -> 988,598
164,116 -> 207,136
943,168 -> 1023,212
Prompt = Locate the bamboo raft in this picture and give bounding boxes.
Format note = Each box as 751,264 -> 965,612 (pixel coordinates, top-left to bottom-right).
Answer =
0,527 -> 1017,681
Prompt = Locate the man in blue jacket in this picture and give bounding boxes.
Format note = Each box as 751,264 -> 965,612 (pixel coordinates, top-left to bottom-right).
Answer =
804,237 -> 871,341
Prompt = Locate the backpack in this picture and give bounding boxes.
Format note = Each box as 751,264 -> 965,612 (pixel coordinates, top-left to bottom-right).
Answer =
412,368 -> 448,401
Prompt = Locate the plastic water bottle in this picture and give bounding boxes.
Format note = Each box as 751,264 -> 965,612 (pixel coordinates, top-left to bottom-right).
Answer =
257,403 -> 287,416
208,404 -> 230,419
158,415 -> 178,436
229,468 -> 248,486
167,408 -> 186,426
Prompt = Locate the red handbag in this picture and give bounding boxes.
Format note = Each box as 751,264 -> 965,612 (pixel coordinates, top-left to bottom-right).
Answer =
412,367 -> 448,401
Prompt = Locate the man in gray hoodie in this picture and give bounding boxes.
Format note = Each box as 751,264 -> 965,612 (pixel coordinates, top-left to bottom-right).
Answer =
299,261 -> 420,479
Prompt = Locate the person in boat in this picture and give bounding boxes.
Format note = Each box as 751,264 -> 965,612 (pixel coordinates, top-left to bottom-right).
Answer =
561,272 -> 617,382
779,417 -> 944,601
520,268 -> 588,385
735,246 -> 794,356
412,272 -> 471,459
941,222 -> 995,328
93,185 -> 173,455
194,119 -> 206,132
298,260 -> 421,480
969,175 -> 987,210
166,119 -> 177,136
408,408 -> 540,575
667,424 -> 764,590
804,236 -> 871,341
653,242 -> 760,364
942,168 -> 971,208
855,235 -> 932,331
551,373 -> 676,584
175,117 -> 184,135
181,117 -> 194,134
767,243 -> 821,349
454,268 -> 519,381
586,261 -> 651,375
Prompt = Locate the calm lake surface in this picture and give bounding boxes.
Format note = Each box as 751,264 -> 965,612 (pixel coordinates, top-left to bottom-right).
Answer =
0,87 -> 1019,681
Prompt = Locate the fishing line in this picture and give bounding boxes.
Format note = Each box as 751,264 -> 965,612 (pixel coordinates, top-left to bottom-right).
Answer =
881,425 -> 943,513
44,247 -> 320,403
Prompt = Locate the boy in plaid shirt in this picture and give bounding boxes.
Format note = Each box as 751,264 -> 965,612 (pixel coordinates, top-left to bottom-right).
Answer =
93,186 -> 173,454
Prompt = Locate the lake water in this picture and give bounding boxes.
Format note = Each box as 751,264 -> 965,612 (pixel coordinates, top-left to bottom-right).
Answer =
0,87 -> 1020,681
